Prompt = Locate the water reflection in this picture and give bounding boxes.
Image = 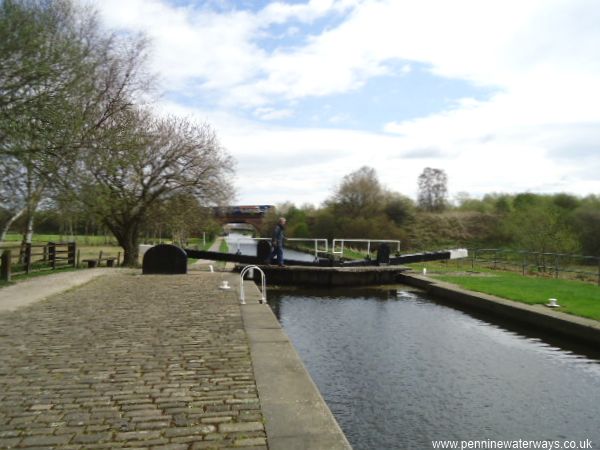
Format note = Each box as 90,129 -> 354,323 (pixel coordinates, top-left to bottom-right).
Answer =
268,286 -> 600,450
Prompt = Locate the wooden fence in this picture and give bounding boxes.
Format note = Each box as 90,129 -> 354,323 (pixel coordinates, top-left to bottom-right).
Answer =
0,242 -> 77,282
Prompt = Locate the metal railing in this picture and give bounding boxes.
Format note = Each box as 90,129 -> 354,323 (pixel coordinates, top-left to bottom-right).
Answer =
229,237 -> 404,260
332,239 -> 401,258
239,265 -> 266,305
247,238 -> 329,259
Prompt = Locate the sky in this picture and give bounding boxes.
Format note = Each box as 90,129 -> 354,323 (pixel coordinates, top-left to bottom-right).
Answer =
93,0 -> 600,206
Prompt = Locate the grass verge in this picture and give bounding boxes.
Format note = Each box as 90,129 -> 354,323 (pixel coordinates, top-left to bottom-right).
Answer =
219,238 -> 229,253
431,270 -> 600,321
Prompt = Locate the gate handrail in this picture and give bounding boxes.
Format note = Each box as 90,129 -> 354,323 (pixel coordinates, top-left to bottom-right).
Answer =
252,237 -> 329,259
332,239 -> 401,258
239,265 -> 266,305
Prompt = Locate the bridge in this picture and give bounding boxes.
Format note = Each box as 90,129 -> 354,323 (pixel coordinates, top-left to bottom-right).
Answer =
214,205 -> 274,232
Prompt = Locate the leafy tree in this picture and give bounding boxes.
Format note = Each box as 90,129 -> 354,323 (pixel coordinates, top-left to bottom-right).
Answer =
573,195 -> 600,256
329,166 -> 384,218
504,202 -> 579,254
0,155 -> 28,240
0,153 -> 47,243
311,207 -> 336,240
0,0 -> 151,244
492,194 -> 512,214
383,192 -> 415,226
258,203 -> 310,239
0,0 -> 83,242
552,193 -> 580,211
417,167 -> 448,212
574,208 -> 600,256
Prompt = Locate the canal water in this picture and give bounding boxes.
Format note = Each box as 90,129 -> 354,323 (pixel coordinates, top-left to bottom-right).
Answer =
267,286 -> 600,450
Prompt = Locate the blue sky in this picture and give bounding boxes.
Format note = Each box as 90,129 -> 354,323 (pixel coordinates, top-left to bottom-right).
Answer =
96,0 -> 600,206
165,61 -> 495,131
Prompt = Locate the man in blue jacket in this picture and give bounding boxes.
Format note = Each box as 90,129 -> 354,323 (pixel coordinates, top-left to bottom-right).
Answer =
269,217 -> 286,266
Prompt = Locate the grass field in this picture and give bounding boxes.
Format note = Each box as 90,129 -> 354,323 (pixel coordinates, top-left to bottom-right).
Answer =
429,270 -> 600,321
1,232 -> 117,246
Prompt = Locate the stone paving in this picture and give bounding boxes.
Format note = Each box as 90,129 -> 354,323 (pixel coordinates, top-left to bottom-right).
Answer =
0,272 -> 267,450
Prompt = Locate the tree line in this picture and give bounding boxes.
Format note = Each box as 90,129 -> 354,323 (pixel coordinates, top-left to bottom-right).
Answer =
0,0 -> 233,265
259,166 -> 600,257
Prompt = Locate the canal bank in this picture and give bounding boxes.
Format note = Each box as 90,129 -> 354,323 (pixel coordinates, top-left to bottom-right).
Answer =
240,277 -> 352,450
398,272 -> 600,347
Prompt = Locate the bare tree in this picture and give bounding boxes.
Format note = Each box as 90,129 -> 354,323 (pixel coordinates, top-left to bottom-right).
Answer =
76,110 -> 234,266
151,194 -> 217,246
417,167 -> 448,212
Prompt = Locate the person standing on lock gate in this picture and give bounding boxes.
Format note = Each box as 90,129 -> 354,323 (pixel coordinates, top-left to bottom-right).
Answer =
269,217 -> 286,266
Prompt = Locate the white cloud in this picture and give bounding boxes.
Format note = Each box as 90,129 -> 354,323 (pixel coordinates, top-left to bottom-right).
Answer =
259,0 -> 358,24
96,0 -> 600,108
94,0 -> 600,204
253,107 -> 295,120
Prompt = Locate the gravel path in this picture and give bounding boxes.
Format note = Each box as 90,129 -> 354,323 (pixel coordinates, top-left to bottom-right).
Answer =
0,269 -> 123,313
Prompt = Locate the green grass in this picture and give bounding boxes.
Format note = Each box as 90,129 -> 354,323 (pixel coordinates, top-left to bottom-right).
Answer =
78,245 -> 122,261
0,266 -> 80,289
187,237 -> 215,251
2,232 -> 117,246
406,259 -> 477,274
218,238 -> 229,253
432,270 -> 600,321
339,247 -> 370,260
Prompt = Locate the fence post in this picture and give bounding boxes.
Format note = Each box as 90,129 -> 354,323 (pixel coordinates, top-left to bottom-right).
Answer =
472,249 -> 476,271
25,243 -> 32,274
541,253 -> 546,273
1,250 -> 11,282
554,254 -> 559,279
522,253 -> 527,276
493,250 -> 497,270
597,257 -> 600,287
68,242 -> 76,268
48,242 -> 56,269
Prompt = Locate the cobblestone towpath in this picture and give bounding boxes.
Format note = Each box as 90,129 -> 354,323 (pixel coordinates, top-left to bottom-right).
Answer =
0,272 -> 267,450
